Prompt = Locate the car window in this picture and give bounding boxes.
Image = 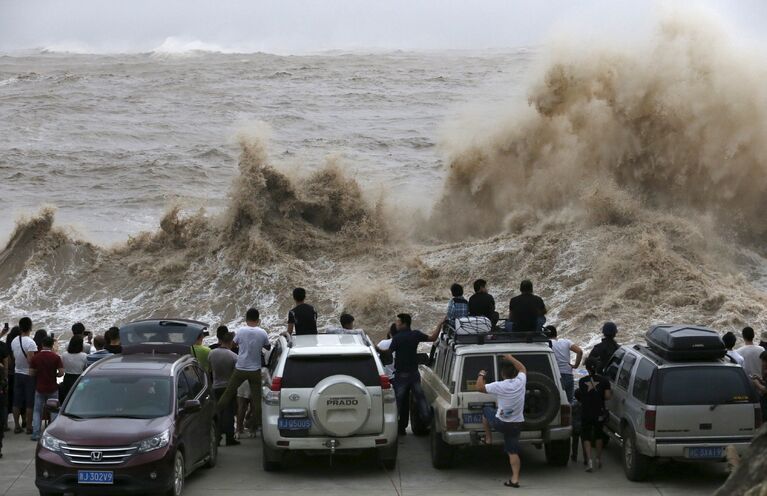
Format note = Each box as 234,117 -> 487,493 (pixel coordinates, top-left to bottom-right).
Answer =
462,355 -> 494,392
176,372 -> 191,404
183,367 -> 203,398
282,355 -> 379,388
656,367 -> 756,405
433,345 -> 444,377
605,348 -> 626,382
631,358 -> 654,403
507,353 -> 555,381
267,342 -> 283,375
440,349 -> 452,384
617,353 -> 637,390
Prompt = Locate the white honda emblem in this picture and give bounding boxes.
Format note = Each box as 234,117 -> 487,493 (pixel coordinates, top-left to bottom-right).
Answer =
91,451 -> 103,462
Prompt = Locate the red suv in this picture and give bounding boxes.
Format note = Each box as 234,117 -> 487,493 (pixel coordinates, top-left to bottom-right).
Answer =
35,353 -> 218,496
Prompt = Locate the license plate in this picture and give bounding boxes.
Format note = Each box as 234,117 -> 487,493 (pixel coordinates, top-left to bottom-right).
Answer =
463,413 -> 483,425
686,447 -> 724,459
278,418 -> 312,430
78,470 -> 114,485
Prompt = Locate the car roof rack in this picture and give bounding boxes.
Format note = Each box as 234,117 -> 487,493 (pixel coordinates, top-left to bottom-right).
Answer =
442,319 -> 550,347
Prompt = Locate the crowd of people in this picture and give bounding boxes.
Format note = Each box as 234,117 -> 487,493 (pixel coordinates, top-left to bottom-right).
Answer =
1,279 -> 766,486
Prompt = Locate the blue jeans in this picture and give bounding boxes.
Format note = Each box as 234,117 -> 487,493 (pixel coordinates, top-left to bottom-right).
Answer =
32,391 -> 59,439
482,406 -> 522,454
561,373 -> 574,404
393,371 -> 431,431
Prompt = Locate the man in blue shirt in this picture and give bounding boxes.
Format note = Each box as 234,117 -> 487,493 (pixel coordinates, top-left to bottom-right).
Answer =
390,314 -> 440,435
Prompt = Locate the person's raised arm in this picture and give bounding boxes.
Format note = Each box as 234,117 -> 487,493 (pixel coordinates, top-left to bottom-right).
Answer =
501,354 -> 526,375
571,344 -> 584,369
428,320 -> 443,342
476,369 -> 489,393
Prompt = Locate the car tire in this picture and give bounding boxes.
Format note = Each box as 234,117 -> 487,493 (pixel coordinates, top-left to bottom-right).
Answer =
166,450 -> 185,496
377,443 -> 398,470
622,427 -> 651,481
544,439 -> 570,467
409,395 -> 429,437
204,422 -> 218,469
521,372 -> 561,431
38,492 -> 61,496
430,417 -> 455,469
262,438 -> 283,472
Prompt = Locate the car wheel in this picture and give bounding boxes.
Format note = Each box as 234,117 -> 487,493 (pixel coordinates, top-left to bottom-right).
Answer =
430,417 -> 455,469
409,395 -> 429,437
377,443 -> 398,470
166,450 -> 185,496
622,427 -> 651,481
544,439 -> 570,467
262,438 -> 283,472
205,422 -> 218,468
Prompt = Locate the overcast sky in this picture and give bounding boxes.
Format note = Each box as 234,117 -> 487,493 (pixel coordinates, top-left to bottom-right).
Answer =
2,0 -> 766,53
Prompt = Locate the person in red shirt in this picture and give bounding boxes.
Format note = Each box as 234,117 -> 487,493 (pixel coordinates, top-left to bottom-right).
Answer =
29,336 -> 63,441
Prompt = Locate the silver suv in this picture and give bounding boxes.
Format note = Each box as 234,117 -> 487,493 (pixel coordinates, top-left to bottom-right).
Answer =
604,326 -> 762,481
261,331 -> 398,471
419,330 -> 572,468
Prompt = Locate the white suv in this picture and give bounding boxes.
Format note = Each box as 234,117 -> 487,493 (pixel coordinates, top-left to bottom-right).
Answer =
261,331 -> 398,470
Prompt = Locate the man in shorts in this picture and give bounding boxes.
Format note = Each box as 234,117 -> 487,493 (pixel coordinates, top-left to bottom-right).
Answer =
575,356 -> 612,472
476,354 -> 527,488
11,317 -> 37,434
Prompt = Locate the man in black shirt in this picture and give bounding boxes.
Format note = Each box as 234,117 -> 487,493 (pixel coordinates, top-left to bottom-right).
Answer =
468,279 -> 497,325
508,280 -> 547,332
575,356 -> 612,472
591,322 -> 619,375
390,313 -> 440,435
287,287 -> 317,335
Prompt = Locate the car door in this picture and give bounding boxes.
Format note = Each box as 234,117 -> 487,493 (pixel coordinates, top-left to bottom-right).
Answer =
175,369 -> 196,468
610,352 -> 637,432
459,354 -> 496,429
182,365 -> 207,464
604,348 -> 627,432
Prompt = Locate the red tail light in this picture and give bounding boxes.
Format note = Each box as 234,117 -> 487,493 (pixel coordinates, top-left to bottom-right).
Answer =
560,404 -> 571,427
270,376 -> 282,392
446,409 -> 460,431
756,407 -> 763,429
644,410 -> 656,432
379,375 -> 391,390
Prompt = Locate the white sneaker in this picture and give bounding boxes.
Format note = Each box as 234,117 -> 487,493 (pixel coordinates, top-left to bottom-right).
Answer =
586,460 -> 594,472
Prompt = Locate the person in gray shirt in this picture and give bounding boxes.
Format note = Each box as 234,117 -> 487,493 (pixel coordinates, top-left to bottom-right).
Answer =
209,332 -> 239,446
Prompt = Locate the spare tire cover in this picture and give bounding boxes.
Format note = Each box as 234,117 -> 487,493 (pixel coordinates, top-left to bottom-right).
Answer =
310,375 -> 372,437
522,372 -> 560,430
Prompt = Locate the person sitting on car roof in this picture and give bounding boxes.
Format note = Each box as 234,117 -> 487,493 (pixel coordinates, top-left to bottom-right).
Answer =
468,279 -> 498,326
287,287 -> 318,335
508,280 -> 547,332
390,314 -> 440,435
475,353 -> 527,489
590,322 -> 619,375
446,283 -> 469,324
575,356 -> 612,472
723,331 -> 744,366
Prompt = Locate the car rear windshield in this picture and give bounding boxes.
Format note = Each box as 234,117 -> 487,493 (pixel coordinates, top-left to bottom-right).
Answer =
282,355 -> 379,388
120,324 -> 200,345
63,376 -> 173,419
656,367 -> 756,405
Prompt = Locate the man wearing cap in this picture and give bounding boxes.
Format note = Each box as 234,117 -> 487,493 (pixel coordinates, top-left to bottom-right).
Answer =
590,322 -> 619,375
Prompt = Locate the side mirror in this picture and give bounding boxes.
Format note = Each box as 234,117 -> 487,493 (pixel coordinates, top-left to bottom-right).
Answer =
46,398 -> 60,412
181,399 -> 201,414
417,353 -> 430,365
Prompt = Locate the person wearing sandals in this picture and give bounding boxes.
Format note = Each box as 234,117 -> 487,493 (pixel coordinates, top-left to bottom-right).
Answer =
476,354 -> 527,488
575,356 -> 612,472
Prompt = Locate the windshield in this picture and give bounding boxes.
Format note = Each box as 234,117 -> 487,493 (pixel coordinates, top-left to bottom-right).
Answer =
656,366 -> 756,405
120,326 -> 197,345
63,376 -> 172,419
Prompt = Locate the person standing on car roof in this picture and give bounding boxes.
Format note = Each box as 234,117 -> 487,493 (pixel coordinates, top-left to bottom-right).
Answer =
476,354 -> 527,488
548,325 -> 583,403
209,332 -> 240,446
737,327 -> 765,378
468,279 -> 497,325
445,283 -> 470,323
722,332 -> 744,366
590,322 -> 619,375
508,280 -> 547,332
575,356 -> 612,472
390,314 -> 440,436
287,287 -> 318,335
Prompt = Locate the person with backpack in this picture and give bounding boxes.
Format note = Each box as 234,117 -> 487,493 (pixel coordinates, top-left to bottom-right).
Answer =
590,322 -> 619,375
445,283 -> 469,323
575,356 -> 612,472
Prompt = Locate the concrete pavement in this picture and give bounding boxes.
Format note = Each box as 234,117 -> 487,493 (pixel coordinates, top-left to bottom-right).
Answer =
0,430 -> 727,495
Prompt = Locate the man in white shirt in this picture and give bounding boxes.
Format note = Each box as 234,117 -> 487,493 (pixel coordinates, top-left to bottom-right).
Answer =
216,308 -> 270,433
476,354 -> 527,489
722,332 -> 744,366
547,325 -> 583,403
737,327 -> 765,378
11,317 -> 37,434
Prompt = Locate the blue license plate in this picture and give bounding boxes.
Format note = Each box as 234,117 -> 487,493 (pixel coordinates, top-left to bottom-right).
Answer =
278,418 -> 312,430
78,470 -> 114,485
686,447 -> 724,459
463,413 -> 483,425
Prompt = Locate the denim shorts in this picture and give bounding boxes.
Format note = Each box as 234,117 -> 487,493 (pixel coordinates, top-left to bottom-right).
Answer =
482,406 -> 522,454
13,373 -> 35,410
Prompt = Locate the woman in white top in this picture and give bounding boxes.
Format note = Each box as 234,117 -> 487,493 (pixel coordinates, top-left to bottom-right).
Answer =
60,336 -> 88,400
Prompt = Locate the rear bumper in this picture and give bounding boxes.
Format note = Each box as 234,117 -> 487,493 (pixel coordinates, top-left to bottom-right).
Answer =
637,434 -> 754,459
443,426 -> 571,446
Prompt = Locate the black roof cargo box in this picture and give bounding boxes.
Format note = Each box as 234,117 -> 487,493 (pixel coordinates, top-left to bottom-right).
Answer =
645,324 -> 725,362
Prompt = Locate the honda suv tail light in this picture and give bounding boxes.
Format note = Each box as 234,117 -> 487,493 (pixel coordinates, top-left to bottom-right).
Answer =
644,410 -> 656,432
265,376 -> 282,406
560,404 -> 571,426
756,407 -> 763,429
446,409 -> 460,431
